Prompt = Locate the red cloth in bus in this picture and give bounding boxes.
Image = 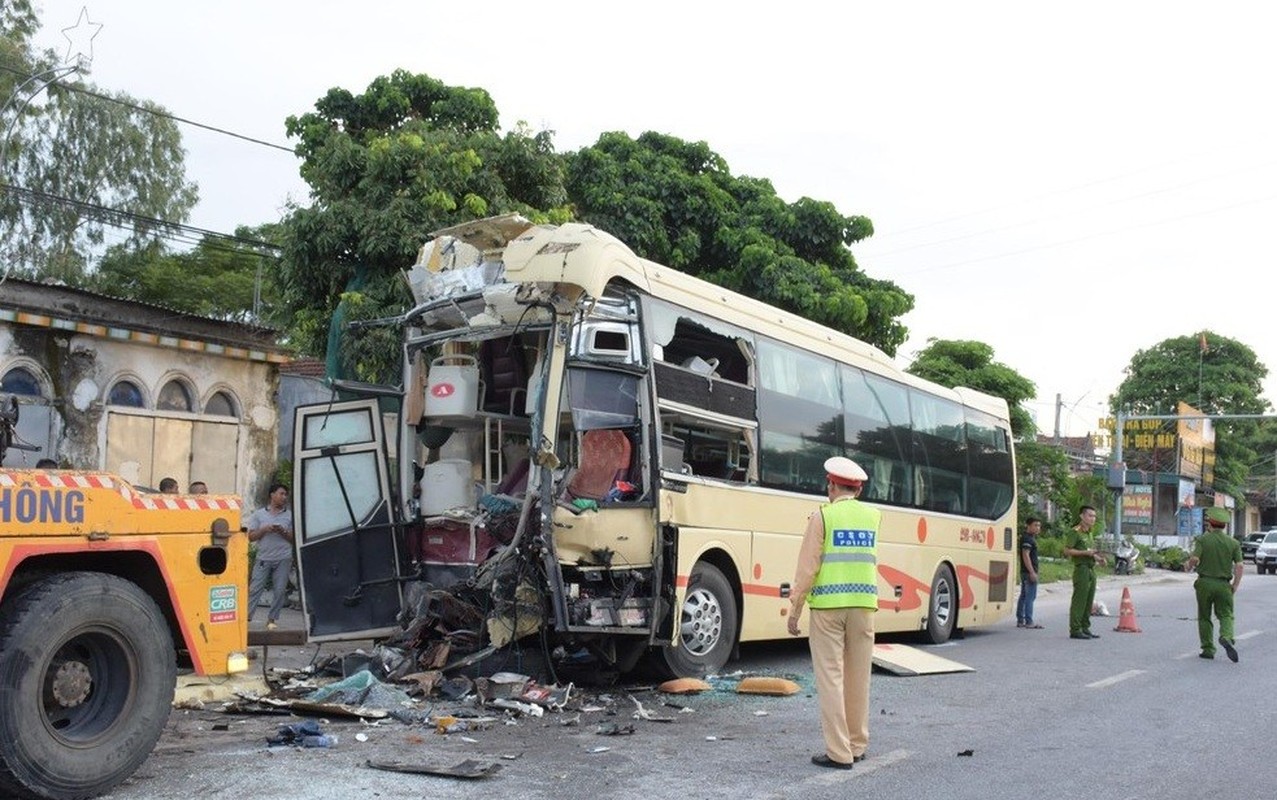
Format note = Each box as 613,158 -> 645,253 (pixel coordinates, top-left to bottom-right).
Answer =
567,429 -> 631,500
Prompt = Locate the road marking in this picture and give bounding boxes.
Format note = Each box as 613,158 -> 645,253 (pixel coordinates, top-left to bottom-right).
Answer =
1174,629 -> 1262,659
1086,669 -> 1146,689
766,748 -> 911,795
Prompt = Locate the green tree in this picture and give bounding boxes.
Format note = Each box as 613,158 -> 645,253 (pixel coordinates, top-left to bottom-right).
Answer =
0,7 -> 198,281
1111,331 -> 1271,495
905,338 -> 1037,438
566,131 -> 913,355
87,225 -> 283,324
279,70 -> 570,382
1015,439 -> 1072,533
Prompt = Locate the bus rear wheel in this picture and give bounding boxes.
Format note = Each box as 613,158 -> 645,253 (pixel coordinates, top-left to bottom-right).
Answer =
657,561 -> 737,678
924,564 -> 958,644
0,572 -> 176,800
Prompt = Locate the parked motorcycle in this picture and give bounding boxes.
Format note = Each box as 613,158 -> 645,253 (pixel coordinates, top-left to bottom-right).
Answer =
1114,539 -> 1140,575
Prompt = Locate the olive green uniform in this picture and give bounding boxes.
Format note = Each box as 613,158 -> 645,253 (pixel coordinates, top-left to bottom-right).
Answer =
1191,529 -> 1242,657
1065,527 -> 1097,635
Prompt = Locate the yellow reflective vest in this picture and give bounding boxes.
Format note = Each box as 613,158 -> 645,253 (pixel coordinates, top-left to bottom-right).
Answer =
807,498 -> 880,610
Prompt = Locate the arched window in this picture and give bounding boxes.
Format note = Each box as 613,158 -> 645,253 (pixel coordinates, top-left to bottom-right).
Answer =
108,380 -> 146,408
1,367 -> 42,397
157,380 -> 193,412
204,390 -> 238,417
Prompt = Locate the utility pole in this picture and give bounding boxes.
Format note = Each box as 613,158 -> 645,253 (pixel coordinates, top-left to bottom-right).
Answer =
1053,393 -> 1062,445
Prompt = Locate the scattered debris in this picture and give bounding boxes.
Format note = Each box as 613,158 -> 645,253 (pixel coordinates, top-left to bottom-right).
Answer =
630,695 -> 673,722
366,758 -> 502,779
305,664 -> 413,710
658,677 -> 712,694
489,699 -> 544,718
267,720 -> 338,748
736,677 -> 800,696
957,749 -> 974,757
596,722 -> 635,736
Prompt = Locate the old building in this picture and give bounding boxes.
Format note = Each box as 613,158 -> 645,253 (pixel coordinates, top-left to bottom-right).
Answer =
1,278 -> 288,501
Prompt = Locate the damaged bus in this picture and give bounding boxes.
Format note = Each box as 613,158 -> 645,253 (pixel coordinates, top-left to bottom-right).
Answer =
292,215 -> 1017,677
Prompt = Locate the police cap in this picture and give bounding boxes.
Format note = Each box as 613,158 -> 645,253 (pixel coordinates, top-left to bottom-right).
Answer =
824,456 -> 868,488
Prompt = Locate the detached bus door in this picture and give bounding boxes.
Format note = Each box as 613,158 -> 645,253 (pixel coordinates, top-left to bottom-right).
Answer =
293,400 -> 403,640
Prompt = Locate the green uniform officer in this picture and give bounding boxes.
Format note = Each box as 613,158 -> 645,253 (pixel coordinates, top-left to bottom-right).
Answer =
1185,507 -> 1243,662
1062,505 -> 1105,639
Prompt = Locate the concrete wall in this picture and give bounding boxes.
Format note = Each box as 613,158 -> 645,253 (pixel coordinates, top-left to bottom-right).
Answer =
1,323 -> 280,502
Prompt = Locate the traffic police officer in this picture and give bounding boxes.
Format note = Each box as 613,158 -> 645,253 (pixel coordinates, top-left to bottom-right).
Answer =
787,457 -> 880,769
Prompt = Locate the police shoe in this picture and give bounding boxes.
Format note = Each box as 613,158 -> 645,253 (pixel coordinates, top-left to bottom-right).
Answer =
811,754 -> 853,770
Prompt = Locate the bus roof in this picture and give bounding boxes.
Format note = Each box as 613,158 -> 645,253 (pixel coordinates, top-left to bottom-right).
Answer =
434,216 -> 1011,422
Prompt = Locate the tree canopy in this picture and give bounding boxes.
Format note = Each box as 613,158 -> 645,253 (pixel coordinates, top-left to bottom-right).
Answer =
278,70 -> 569,381
0,2 -> 198,281
1111,331 -> 1272,495
278,71 -> 914,382
905,338 -> 1037,438
566,132 -> 913,354
86,225 -> 283,324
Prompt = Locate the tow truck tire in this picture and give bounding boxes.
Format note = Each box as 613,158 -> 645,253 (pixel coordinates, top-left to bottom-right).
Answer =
924,564 -> 958,644
0,572 -> 176,800
657,561 -> 737,678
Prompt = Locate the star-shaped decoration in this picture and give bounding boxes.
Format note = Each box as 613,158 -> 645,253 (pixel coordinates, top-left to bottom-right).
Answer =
61,7 -> 103,68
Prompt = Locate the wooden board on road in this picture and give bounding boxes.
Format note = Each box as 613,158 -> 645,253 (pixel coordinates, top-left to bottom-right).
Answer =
872,643 -> 974,676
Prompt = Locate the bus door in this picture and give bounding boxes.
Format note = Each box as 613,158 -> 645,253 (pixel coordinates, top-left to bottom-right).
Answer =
292,399 -> 403,640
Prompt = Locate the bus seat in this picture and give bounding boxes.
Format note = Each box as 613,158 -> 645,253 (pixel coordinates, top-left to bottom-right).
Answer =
480,337 -> 527,414
496,456 -> 530,496
567,429 -> 632,500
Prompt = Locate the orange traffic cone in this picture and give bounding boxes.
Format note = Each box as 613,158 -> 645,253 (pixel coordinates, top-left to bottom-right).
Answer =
1114,586 -> 1142,633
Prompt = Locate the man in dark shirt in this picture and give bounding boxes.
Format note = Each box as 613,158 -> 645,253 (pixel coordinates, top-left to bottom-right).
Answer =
1185,507 -> 1243,662
1016,517 -> 1042,628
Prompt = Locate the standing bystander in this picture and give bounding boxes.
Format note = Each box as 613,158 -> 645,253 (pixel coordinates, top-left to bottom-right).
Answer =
1062,505 -> 1105,639
787,457 -> 880,770
246,483 -> 294,630
158,477 -> 179,493
1016,516 -> 1043,628
1184,507 -> 1243,661
188,481 -> 208,494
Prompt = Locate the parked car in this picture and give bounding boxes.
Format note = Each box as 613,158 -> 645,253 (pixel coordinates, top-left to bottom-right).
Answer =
1255,530 -> 1277,575
1241,532 -> 1267,561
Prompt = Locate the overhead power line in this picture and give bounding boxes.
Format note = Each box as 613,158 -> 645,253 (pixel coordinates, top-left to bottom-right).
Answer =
0,181 -> 281,253
0,64 -> 295,153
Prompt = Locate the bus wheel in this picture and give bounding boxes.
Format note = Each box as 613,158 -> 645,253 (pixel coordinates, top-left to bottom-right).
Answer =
925,564 -> 958,644
0,573 -> 176,800
658,562 -> 737,678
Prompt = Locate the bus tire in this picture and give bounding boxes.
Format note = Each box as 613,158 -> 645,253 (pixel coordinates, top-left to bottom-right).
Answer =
0,572 -> 176,800
924,564 -> 958,644
658,561 -> 737,678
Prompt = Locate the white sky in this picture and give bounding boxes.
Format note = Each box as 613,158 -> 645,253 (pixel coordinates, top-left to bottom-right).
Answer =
31,1 -> 1277,436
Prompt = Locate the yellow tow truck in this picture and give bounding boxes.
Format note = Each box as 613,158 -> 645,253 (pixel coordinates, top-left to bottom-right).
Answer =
0,395 -> 249,800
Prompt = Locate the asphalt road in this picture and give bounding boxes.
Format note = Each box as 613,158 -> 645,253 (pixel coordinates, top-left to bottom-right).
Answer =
107,567 -> 1277,800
